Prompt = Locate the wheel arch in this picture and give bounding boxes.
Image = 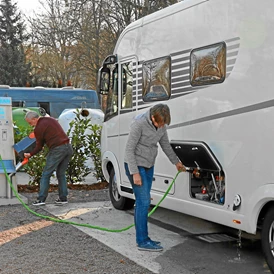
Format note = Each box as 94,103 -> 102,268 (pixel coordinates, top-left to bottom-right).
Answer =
258,201 -> 274,230
101,150 -> 122,186
246,185 -> 274,233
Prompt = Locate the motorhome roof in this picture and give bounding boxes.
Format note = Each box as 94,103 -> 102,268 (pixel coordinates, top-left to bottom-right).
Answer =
114,0 -> 208,53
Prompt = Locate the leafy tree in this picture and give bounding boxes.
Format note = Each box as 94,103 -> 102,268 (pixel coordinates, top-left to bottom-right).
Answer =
0,0 -> 30,86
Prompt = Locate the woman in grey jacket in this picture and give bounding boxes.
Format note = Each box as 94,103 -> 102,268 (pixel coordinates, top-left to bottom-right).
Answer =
124,104 -> 186,252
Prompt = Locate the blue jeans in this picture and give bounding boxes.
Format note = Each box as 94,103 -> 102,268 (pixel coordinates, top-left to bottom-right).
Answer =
38,143 -> 73,201
124,163 -> 154,245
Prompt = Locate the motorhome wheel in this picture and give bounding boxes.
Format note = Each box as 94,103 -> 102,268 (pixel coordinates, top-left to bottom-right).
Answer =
109,169 -> 134,210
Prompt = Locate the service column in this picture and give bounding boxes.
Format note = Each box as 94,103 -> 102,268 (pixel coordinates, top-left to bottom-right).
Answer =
0,97 -> 18,204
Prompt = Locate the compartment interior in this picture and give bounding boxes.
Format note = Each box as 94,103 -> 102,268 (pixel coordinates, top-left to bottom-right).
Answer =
171,141 -> 225,205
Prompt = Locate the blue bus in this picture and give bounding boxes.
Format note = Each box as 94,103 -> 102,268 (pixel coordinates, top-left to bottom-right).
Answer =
0,85 -> 101,118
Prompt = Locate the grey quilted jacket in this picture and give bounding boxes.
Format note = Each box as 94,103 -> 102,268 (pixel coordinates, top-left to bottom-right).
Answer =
124,109 -> 179,175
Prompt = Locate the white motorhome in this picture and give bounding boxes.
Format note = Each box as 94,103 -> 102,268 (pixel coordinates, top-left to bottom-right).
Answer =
97,0 -> 274,271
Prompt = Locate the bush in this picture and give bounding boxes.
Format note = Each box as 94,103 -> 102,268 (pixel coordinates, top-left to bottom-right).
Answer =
66,111 -> 92,183
86,123 -> 105,182
24,147 -> 50,185
66,109 -> 105,183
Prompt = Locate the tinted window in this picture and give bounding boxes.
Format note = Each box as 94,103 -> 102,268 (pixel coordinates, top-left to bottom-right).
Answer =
190,42 -> 226,86
142,56 -> 171,102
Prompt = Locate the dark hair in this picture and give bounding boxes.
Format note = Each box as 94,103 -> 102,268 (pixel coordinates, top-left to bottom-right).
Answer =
150,104 -> 171,125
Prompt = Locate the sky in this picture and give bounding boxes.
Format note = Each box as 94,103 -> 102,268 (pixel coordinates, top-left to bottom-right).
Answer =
14,0 -> 42,16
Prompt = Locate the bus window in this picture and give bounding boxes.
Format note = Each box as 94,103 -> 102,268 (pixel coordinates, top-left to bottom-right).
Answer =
12,101 -> 25,107
38,102 -> 50,115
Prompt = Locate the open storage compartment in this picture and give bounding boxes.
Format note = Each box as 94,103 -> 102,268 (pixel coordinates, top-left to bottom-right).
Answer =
171,141 -> 225,205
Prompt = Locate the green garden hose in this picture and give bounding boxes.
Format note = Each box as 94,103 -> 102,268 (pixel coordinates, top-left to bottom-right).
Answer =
0,155 -> 180,232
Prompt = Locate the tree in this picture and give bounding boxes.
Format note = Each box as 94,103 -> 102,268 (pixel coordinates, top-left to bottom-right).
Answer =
28,0 -> 81,87
25,0 -> 178,89
70,0 -> 114,89
0,0 -> 30,86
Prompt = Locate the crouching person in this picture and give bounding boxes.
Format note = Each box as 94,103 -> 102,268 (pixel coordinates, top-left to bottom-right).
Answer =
24,111 -> 73,206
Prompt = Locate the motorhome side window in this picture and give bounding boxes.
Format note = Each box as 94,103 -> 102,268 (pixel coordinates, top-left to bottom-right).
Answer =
142,56 -> 171,102
121,62 -> 133,109
104,65 -> 119,121
190,42 -> 226,86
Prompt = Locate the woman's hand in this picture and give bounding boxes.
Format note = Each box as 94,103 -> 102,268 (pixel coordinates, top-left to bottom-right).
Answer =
176,162 -> 187,172
133,173 -> 142,186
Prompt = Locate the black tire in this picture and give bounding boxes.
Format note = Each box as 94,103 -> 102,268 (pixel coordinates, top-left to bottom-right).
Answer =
261,206 -> 274,273
109,169 -> 135,210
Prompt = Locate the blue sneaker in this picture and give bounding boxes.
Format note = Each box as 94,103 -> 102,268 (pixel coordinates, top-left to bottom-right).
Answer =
147,237 -> 161,245
138,240 -> 163,252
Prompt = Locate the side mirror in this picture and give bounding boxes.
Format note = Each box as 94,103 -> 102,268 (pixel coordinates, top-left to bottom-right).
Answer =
98,67 -> 110,94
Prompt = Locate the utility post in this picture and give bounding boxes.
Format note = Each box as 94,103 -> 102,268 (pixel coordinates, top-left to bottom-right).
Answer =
0,97 -> 27,205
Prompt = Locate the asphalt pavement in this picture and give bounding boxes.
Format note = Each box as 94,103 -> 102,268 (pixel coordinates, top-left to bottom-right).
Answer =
0,172 -> 271,274
0,171 -> 154,274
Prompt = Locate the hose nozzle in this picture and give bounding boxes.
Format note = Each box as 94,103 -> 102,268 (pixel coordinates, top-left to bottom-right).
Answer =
15,158 -> 29,171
